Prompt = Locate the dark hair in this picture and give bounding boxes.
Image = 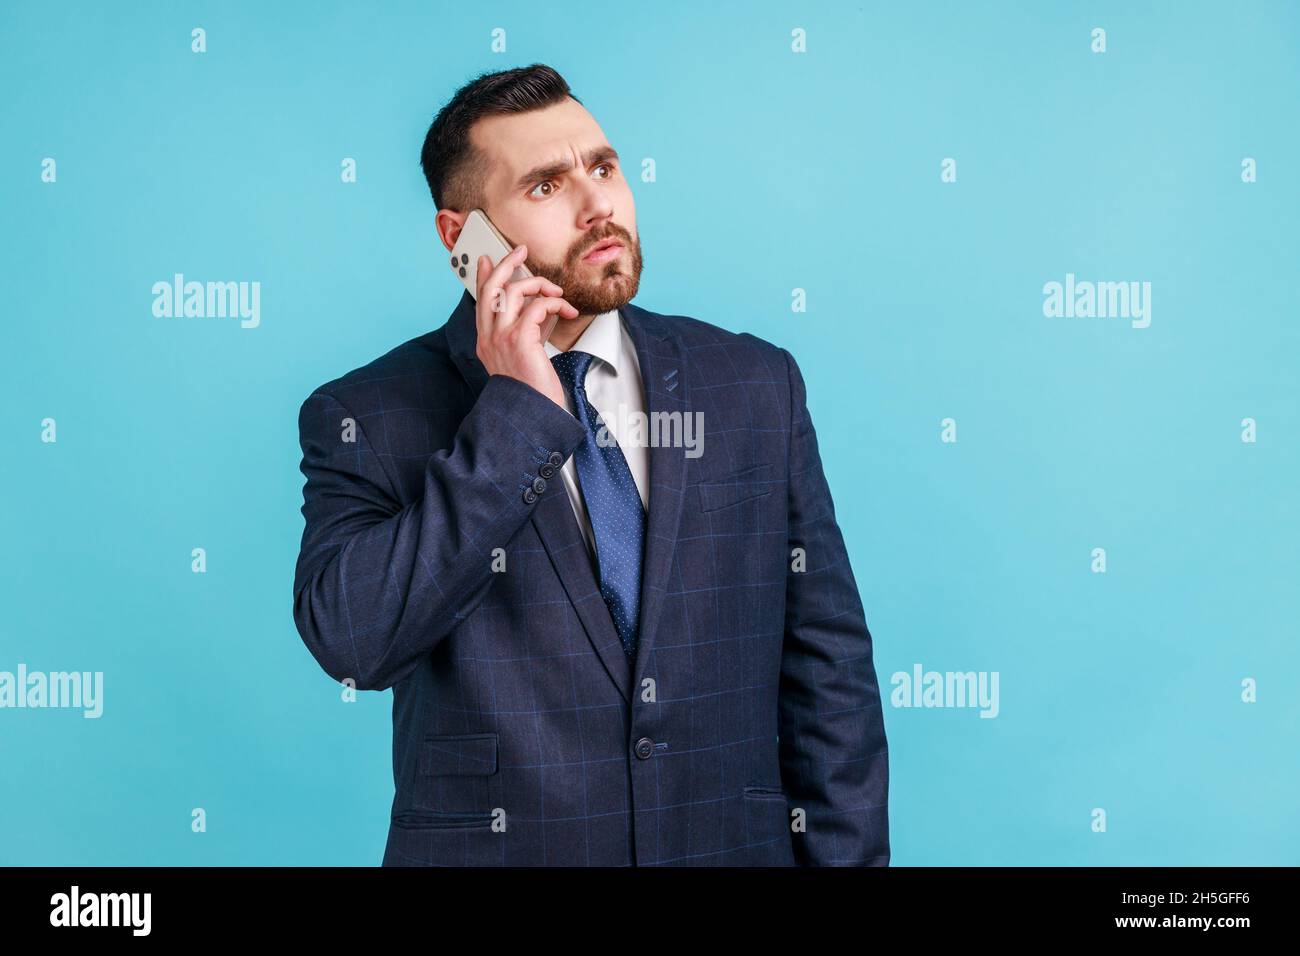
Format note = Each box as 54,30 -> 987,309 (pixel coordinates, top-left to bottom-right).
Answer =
419,63 -> 581,212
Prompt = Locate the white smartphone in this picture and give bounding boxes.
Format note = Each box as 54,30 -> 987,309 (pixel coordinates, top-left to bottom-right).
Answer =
448,208 -> 559,343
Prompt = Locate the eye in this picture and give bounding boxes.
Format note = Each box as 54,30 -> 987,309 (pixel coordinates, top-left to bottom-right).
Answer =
528,162 -> 616,199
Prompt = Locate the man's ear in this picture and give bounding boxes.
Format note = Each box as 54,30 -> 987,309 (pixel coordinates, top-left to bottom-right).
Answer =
435,208 -> 468,252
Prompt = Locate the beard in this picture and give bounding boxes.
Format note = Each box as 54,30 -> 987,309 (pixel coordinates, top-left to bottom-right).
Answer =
523,223 -> 643,316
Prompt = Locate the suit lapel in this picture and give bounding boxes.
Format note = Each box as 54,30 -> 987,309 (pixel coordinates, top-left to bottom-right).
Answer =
619,302 -> 688,685
443,292 -> 687,704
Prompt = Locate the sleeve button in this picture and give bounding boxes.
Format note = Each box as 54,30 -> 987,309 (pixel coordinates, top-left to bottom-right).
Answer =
548,451 -> 563,466
532,476 -> 547,493
522,488 -> 537,504
539,463 -> 555,479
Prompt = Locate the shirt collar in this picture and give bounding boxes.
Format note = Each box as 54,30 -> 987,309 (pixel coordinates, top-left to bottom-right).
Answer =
543,308 -> 624,375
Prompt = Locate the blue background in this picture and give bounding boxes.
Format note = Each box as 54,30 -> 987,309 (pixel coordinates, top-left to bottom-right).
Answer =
2,0 -> 1296,865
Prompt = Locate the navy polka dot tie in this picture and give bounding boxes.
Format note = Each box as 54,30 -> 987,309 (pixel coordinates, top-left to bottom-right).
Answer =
551,349 -> 646,658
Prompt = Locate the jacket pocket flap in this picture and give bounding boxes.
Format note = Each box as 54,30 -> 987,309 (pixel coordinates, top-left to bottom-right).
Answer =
698,479 -> 774,513
419,732 -> 498,776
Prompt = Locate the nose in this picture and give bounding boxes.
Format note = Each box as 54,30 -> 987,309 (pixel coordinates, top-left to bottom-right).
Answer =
574,175 -> 615,230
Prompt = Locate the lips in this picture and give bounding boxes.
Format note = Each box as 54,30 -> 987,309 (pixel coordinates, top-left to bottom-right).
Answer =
582,238 -> 624,261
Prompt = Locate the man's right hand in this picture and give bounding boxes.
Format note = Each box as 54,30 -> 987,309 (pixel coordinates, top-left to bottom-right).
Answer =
474,243 -> 578,411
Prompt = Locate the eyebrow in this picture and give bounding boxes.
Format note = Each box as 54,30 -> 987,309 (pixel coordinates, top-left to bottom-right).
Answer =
513,145 -> 621,192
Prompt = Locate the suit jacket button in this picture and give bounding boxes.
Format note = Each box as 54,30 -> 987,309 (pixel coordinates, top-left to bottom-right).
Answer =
522,488 -> 537,504
532,476 -> 547,493
634,737 -> 654,760
539,463 -> 555,479
548,451 -> 563,466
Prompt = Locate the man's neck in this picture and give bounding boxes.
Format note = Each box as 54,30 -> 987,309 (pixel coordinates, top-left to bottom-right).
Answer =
547,312 -> 599,352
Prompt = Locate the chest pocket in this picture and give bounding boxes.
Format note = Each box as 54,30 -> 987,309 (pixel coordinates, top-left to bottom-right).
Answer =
696,468 -> 774,512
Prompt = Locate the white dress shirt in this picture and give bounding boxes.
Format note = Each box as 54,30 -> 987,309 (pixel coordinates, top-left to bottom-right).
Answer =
543,308 -> 649,559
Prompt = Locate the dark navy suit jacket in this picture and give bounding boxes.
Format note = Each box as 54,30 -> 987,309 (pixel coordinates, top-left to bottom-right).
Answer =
292,290 -> 889,866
